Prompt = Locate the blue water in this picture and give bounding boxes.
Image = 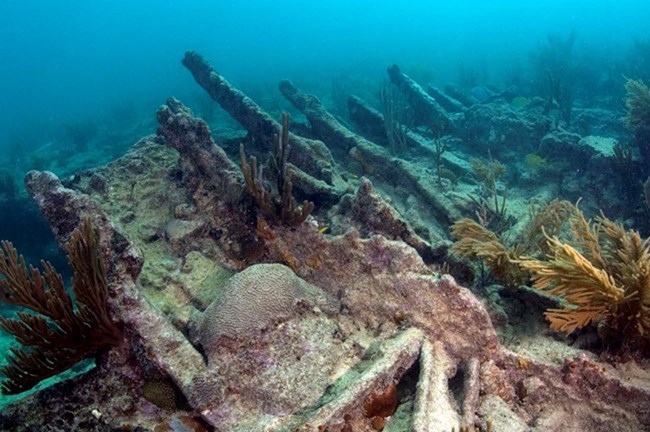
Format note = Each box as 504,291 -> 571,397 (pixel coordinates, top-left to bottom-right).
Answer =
1,0 -> 649,152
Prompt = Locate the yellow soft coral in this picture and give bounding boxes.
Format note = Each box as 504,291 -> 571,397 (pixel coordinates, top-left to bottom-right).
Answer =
519,206 -> 650,350
450,200 -> 574,288
450,218 -> 526,287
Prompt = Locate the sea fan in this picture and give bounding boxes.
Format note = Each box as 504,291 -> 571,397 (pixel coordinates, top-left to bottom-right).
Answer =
0,218 -> 121,394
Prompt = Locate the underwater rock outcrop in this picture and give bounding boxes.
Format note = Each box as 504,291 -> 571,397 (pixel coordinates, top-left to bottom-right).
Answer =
463,101 -> 552,154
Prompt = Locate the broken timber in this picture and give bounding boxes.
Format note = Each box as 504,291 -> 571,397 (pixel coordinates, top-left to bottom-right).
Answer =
347,95 -> 468,177
181,51 -> 344,200
279,80 -> 463,227
387,64 -> 456,133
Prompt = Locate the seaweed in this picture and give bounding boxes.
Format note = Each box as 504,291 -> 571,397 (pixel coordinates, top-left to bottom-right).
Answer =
450,217 -> 525,288
468,157 -> 512,234
378,81 -> 411,152
453,200 -> 650,353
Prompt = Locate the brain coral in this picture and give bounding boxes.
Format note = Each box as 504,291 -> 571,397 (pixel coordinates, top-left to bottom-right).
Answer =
198,263 -> 338,359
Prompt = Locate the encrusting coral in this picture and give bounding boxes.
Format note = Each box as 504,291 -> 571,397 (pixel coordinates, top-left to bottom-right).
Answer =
0,217 -> 121,394
240,112 -> 314,226
519,206 -> 650,352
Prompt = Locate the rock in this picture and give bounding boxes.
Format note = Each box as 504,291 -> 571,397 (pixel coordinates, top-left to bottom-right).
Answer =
538,129 -> 591,167
463,102 -> 551,153
579,135 -> 618,157
573,108 -> 629,140
479,395 -> 528,432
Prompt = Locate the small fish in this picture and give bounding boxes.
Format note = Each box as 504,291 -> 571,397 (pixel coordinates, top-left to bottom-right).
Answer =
511,96 -> 530,108
525,153 -> 547,167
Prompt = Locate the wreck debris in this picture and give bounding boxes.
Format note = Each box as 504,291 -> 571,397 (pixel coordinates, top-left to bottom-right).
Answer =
279,79 -> 463,227
3,130 -> 648,431
280,79 -> 388,156
296,328 -> 424,431
387,64 -> 456,132
23,170 -> 212,413
181,51 -> 344,198
280,79 -> 364,154
342,177 -> 447,263
157,96 -> 244,203
348,95 -> 387,145
444,83 -> 477,107
4,49 -> 650,432
461,357 -> 481,428
425,85 -> 467,113
347,94 -> 468,175
411,340 -> 460,431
